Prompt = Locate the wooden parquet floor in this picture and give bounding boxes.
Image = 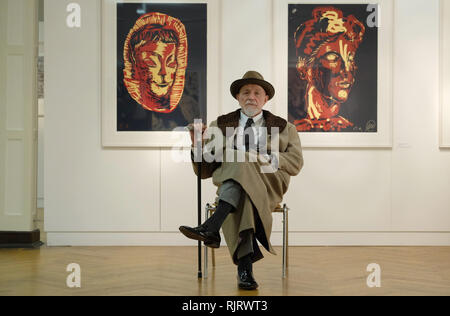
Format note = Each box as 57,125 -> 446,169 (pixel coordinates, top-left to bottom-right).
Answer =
0,246 -> 449,296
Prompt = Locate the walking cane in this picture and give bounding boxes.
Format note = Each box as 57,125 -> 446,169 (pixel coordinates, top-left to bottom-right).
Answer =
197,160 -> 202,279
193,121 -> 202,279
187,121 -> 203,279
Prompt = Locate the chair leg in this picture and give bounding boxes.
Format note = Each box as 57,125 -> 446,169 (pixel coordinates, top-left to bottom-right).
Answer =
210,209 -> 216,267
286,204 -> 289,268
203,205 -> 217,278
282,204 -> 288,278
204,205 -> 209,279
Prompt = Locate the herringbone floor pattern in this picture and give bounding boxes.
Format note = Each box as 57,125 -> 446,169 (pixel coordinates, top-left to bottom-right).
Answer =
0,246 -> 449,296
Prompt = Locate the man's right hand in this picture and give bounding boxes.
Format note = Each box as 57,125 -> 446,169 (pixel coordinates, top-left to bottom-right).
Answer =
188,122 -> 207,148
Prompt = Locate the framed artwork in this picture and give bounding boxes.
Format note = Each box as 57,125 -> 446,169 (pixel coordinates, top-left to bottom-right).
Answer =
102,0 -> 219,147
441,0 -> 450,148
273,0 -> 393,147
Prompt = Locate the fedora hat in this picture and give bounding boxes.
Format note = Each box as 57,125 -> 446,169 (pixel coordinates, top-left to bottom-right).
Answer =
230,71 -> 275,100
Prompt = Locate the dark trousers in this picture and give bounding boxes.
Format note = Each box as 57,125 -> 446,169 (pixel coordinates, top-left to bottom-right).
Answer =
217,180 -> 256,260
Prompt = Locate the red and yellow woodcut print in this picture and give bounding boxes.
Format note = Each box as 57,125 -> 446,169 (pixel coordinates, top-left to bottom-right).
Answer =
288,5 -> 378,133
117,3 -> 206,132
123,12 -> 188,114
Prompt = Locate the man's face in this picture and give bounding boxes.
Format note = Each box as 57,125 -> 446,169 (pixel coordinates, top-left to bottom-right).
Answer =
134,40 -> 178,98
307,37 -> 357,103
237,84 -> 269,117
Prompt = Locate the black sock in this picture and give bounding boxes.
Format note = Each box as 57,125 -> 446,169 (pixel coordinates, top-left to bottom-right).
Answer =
203,200 -> 234,233
238,254 -> 253,274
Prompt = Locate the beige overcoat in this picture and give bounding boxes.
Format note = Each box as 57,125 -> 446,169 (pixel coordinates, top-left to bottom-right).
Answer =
191,109 -> 304,264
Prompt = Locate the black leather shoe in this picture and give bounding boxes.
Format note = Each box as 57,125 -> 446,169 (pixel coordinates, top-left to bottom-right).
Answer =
237,269 -> 259,290
179,224 -> 221,248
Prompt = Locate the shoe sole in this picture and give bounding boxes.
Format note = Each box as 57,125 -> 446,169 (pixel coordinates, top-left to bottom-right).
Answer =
179,226 -> 220,249
204,241 -> 220,249
238,283 -> 259,290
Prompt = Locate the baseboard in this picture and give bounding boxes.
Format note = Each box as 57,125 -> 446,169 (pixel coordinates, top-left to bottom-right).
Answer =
0,229 -> 44,248
46,231 -> 450,246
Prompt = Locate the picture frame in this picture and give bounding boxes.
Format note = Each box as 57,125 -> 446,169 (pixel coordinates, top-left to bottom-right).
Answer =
273,0 -> 393,148
101,0 -> 220,147
440,0 -> 450,148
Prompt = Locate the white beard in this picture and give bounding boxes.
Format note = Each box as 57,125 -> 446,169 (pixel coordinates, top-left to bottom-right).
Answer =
241,106 -> 261,118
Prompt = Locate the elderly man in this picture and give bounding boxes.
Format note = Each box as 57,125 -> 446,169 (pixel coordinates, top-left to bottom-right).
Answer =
179,71 -> 304,290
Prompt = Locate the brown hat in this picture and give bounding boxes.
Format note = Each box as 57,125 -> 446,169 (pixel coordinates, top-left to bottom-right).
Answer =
230,71 -> 275,100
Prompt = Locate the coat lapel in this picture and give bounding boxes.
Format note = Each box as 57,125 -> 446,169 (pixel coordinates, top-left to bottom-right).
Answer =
217,109 -> 240,136
263,110 -> 288,134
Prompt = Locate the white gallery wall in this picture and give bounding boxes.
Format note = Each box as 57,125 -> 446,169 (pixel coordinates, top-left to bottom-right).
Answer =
44,0 -> 450,246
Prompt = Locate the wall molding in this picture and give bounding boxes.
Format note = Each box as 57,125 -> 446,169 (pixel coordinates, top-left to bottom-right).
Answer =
46,231 -> 450,247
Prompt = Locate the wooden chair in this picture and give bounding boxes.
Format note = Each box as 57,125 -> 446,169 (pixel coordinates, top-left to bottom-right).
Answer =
203,202 -> 289,278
